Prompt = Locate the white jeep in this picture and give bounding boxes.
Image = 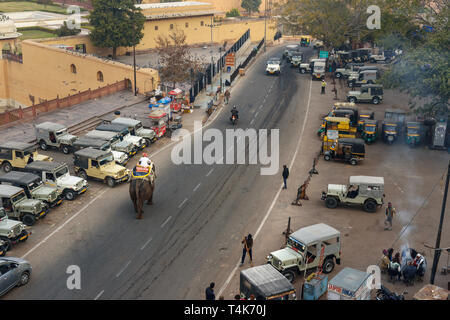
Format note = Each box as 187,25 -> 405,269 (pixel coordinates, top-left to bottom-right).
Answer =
266,57 -> 281,75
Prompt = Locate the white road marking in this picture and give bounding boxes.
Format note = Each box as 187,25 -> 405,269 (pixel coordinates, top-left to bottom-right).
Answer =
94,290 -> 104,300
21,188 -> 109,260
141,237 -> 153,250
193,183 -> 201,192
206,168 -> 214,177
161,215 -> 173,227
259,105 -> 263,110
254,111 -> 259,118
116,260 -> 132,278
250,119 -> 255,125
218,76 -> 313,298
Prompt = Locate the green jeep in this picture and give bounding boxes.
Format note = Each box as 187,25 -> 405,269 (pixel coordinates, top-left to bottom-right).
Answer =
35,122 -> 77,154
0,207 -> 30,252
0,185 -> 48,226
267,223 -> 341,283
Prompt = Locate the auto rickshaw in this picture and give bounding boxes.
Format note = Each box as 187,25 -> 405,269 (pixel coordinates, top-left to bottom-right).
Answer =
384,109 -> 407,134
362,119 -> 378,144
318,117 -> 357,139
332,102 -> 356,110
382,120 -> 399,144
323,138 -> 365,165
405,122 -> 423,147
358,110 -> 375,133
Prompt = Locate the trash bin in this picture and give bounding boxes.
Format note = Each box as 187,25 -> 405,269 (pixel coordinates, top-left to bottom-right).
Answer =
303,274 -> 328,300
239,68 -> 245,76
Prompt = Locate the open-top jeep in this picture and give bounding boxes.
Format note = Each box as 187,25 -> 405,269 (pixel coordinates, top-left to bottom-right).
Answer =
84,130 -> 135,158
25,161 -> 88,201
73,148 -> 130,188
0,207 -> 30,252
0,171 -> 62,207
35,122 -> 77,154
0,142 -> 53,173
267,223 -> 341,283
0,185 -> 48,226
110,117 -> 156,145
321,176 -> 385,213
95,123 -> 145,151
73,137 -> 128,166
347,84 -> 383,105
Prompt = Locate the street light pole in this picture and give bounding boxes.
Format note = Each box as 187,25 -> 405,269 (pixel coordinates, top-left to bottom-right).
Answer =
430,160 -> 450,285
133,44 -> 137,96
264,0 -> 267,53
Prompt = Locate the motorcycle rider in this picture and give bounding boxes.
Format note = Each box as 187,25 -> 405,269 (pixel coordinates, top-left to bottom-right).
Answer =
230,105 -> 239,123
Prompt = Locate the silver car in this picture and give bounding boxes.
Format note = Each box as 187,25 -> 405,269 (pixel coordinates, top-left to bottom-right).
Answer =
0,257 -> 32,297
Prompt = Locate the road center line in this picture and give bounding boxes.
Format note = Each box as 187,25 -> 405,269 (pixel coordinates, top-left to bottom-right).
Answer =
193,183 -> 201,192
161,215 -> 173,227
116,260 -> 132,278
94,290 -> 104,300
206,168 -> 214,177
259,105 -> 263,110
254,111 -> 259,118
250,119 -> 255,125
141,237 -> 153,250
218,76 -> 313,298
21,188 -> 109,260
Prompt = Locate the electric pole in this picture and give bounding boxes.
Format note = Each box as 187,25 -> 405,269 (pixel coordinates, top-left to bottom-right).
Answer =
133,44 -> 137,96
206,16 -> 221,91
264,0 -> 267,53
430,160 -> 450,285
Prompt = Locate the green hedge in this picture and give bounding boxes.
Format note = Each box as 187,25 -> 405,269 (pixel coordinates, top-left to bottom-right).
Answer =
18,26 -> 58,34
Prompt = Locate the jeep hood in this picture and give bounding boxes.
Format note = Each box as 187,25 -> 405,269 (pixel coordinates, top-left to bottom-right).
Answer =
114,140 -> 133,149
33,185 -> 57,198
58,175 -> 85,187
137,128 -> 155,138
59,134 -> 77,143
328,184 -> 347,194
102,162 -> 127,175
348,90 -> 361,96
271,247 -> 303,261
0,218 -> 23,231
17,199 -> 42,209
127,135 -> 143,144
34,153 -> 52,162
111,150 -> 127,161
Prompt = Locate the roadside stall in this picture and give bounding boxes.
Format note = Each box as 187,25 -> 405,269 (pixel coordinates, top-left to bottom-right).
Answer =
413,285 -> 448,300
240,264 -> 296,300
327,267 -> 372,300
168,88 -> 185,113
148,110 -> 167,138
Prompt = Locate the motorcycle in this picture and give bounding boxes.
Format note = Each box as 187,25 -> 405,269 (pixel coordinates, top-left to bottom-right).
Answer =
376,285 -> 407,300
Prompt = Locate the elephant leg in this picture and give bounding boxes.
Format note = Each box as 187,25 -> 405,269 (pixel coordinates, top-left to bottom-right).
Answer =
146,182 -> 154,205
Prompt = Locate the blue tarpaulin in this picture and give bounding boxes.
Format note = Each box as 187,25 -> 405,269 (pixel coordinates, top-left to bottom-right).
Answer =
149,96 -> 172,109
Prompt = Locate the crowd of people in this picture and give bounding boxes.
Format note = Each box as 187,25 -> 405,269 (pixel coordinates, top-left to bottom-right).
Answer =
380,248 -> 426,285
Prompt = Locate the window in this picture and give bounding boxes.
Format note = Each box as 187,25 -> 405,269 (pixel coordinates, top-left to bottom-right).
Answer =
70,64 -> 76,74
185,22 -> 189,28
170,24 -> 174,30
45,172 -> 55,182
97,71 -> 104,82
155,26 -> 158,31
201,21 -> 204,26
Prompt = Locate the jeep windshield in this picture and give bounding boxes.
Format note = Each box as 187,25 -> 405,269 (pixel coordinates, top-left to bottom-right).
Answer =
135,123 -> 143,131
287,237 -> 306,253
56,129 -> 67,136
28,180 -> 44,191
55,166 -> 69,179
12,192 -> 26,203
99,155 -> 114,166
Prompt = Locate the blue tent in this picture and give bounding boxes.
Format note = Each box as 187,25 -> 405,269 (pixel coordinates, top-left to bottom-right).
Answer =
149,96 -> 172,109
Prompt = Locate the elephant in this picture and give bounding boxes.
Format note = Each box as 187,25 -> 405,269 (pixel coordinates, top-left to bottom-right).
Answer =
129,176 -> 155,219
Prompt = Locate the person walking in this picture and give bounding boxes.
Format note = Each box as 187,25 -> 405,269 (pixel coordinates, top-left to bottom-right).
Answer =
240,234 -> 253,266
384,202 -> 396,230
205,282 -> 215,300
321,79 -> 326,94
282,165 -> 289,189
224,89 -> 230,104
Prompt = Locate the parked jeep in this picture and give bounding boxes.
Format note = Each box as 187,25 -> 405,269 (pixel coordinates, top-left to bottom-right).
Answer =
110,117 -> 156,145
267,223 -> 341,283
0,207 -> 30,252
35,122 -> 77,154
347,70 -> 379,88
321,176 -> 385,213
73,148 -> 130,188
0,185 -> 48,226
95,123 -> 145,151
73,137 -> 128,166
84,130 -> 135,158
25,161 -> 88,201
0,171 -> 62,208
347,84 -> 383,105
334,63 -> 364,79
0,142 -> 53,173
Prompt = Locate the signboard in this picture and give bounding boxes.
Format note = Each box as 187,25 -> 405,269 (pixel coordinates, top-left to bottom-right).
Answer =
225,52 -> 235,67
327,130 -> 339,140
319,51 -> 329,58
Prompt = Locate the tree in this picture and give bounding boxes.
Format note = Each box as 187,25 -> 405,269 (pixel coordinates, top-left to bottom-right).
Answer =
155,28 -> 205,89
226,8 -> 241,17
241,0 -> 262,15
56,21 -> 81,37
89,0 -> 145,59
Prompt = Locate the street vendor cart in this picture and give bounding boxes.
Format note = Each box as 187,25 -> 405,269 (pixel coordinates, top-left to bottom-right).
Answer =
327,267 -> 371,300
168,88 -> 186,113
148,110 -> 167,138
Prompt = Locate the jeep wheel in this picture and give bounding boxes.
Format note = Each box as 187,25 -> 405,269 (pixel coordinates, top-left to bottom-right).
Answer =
62,145 -> 70,154
322,258 -> 335,274
335,73 -> 342,78
348,82 -> 354,88
65,190 -> 75,201
300,68 -> 306,74
22,214 -> 36,226
0,245 -> 6,256
348,97 -> 357,104
0,237 -> 11,252
2,161 -> 12,173
39,140 -> 48,151
77,170 -> 88,180
325,197 -> 338,209
18,271 -> 30,286
350,159 -> 357,165
106,177 -> 115,188
145,138 -> 152,146
282,270 -> 296,283
372,97 -> 380,105
324,154 -> 331,161
363,199 -> 377,213
370,59 -> 376,63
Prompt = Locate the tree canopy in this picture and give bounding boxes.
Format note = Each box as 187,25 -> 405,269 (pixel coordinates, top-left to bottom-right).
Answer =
241,0 -> 261,15
89,0 -> 145,59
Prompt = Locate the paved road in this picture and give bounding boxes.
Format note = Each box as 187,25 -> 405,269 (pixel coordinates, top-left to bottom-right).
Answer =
4,45 -> 316,299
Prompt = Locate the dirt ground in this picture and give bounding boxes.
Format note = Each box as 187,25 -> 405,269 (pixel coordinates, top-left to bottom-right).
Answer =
243,75 -> 450,299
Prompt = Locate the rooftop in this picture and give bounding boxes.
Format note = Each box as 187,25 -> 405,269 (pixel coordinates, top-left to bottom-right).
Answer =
25,160 -> 64,171
0,141 -> 35,150
290,223 -> 340,245
0,171 -> 40,185
136,1 -> 211,9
